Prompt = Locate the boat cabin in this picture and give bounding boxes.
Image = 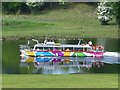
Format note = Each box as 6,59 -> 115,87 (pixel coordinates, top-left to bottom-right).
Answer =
29,39 -> 103,52
33,43 -> 94,52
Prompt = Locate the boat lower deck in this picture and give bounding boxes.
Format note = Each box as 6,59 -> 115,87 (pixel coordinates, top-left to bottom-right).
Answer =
20,50 -> 103,57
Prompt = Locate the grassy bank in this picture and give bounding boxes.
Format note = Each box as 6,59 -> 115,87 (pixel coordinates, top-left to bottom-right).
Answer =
2,3 -> 118,40
2,74 -> 118,88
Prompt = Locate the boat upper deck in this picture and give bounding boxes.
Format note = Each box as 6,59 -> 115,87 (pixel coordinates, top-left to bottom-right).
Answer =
20,39 -> 104,52
34,43 -> 92,48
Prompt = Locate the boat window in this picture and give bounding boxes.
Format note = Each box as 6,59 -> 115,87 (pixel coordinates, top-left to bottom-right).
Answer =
87,47 -> 92,51
35,47 -> 43,50
65,47 -> 73,51
74,47 -> 83,51
84,47 -> 87,51
44,47 -> 53,50
53,47 -> 63,51
82,47 -> 92,52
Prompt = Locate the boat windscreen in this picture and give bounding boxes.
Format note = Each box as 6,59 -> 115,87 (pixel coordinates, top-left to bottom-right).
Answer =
74,47 -> 83,51
44,47 -> 53,50
35,47 -> 43,50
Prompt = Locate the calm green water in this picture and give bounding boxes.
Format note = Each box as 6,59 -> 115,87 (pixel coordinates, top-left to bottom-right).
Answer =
2,38 -> 120,74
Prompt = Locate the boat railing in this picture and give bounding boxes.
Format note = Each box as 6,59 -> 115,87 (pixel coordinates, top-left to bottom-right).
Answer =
78,39 -> 87,45
32,39 -> 39,44
19,45 -> 30,50
43,39 -> 55,45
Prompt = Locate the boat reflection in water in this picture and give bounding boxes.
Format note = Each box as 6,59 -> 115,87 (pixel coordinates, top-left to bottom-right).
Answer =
20,56 -> 105,74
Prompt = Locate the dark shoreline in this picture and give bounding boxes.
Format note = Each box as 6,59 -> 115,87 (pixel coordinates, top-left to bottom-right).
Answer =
2,36 -> 119,41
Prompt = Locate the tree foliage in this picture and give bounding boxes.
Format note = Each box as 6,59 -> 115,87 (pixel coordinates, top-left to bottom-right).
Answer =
97,0 -> 120,25
2,2 -> 30,14
2,2 -> 21,14
25,0 -> 44,14
2,1 -> 69,14
111,2 -> 120,24
2,1 -> 120,24
97,0 -> 113,24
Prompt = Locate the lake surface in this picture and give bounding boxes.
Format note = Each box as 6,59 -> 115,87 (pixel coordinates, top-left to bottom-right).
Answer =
2,38 -> 120,74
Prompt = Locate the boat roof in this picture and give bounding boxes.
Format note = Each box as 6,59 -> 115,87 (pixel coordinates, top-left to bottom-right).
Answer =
34,43 -> 92,48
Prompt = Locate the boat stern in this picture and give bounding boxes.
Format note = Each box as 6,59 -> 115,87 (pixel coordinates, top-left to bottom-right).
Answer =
94,52 -> 103,57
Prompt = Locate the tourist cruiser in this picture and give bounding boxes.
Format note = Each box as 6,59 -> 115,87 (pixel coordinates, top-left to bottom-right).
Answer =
20,39 -> 104,57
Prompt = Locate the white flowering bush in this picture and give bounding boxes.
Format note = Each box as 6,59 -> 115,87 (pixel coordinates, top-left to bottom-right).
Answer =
25,0 -> 44,14
97,0 -> 113,24
26,0 -> 44,7
59,0 -> 67,5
